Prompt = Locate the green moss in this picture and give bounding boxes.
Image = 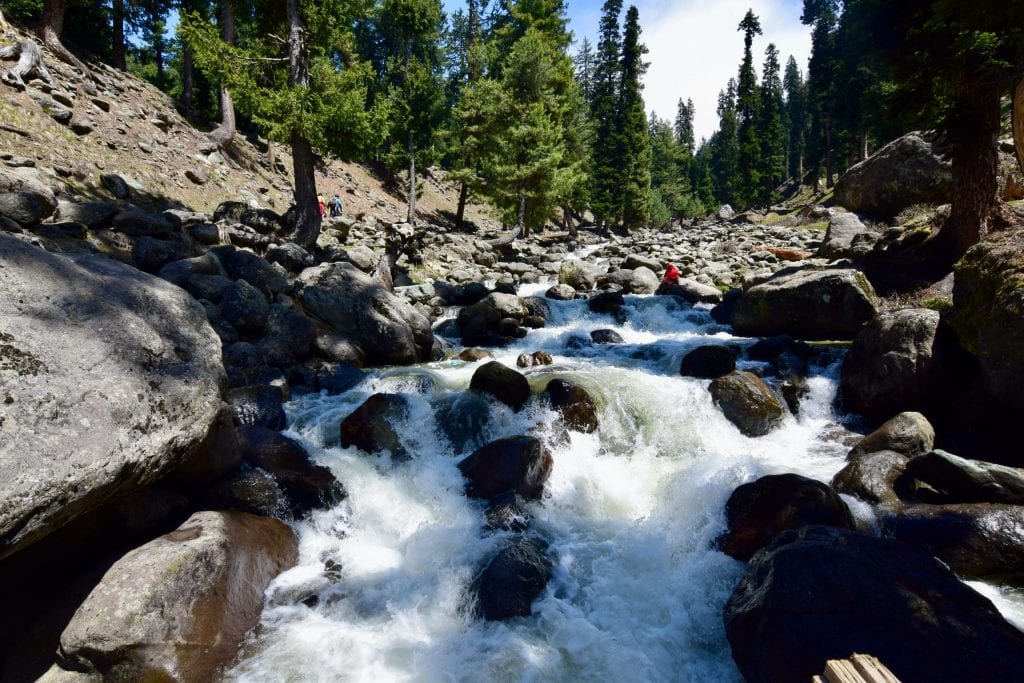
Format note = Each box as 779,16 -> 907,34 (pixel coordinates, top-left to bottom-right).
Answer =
922,296 -> 953,314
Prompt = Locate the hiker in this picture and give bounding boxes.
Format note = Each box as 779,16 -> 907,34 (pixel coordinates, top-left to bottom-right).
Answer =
317,194 -> 326,218
661,263 -> 681,286
329,194 -> 342,218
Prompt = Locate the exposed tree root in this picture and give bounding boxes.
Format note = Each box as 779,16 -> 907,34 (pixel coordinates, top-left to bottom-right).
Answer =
0,38 -> 52,89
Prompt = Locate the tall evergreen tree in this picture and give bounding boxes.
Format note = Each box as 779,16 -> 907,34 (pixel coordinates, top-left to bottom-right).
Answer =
618,4 -> 650,232
756,43 -> 786,206
783,55 -> 808,181
710,79 -> 739,206
801,0 -> 840,189
574,36 -> 595,106
674,97 -> 695,155
735,8 -> 762,208
589,0 -> 623,228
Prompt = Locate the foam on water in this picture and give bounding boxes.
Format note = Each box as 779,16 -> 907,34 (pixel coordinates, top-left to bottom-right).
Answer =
225,290 -> 1019,682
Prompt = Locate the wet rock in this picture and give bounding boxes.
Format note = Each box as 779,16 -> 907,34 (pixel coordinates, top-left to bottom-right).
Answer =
56,511 -> 297,682
850,411 -> 935,458
710,288 -> 741,324
434,391 -> 493,454
220,279 -> 270,336
680,344 -> 736,379
898,450 -> 1024,505
657,279 -> 724,305
459,347 -> 494,362
724,525 -> 1024,683
238,426 -> 346,516
297,262 -> 433,366
168,406 -> 244,488
709,371 -> 785,437
587,290 -> 624,314
730,268 -> 878,340
841,308 -> 964,420
202,464 -> 287,516
227,385 -> 286,430
485,491 -> 531,532
473,535 -> 552,621
0,235 -> 223,560
718,473 -> 855,561
880,503 -> 1024,578
339,393 -> 411,459
458,435 -> 553,501
222,341 -> 264,370
746,335 -> 812,363
832,450 -> 909,507
834,132 -> 952,221
590,328 -> 624,344
544,379 -> 599,433
470,361 -> 531,411
545,283 -> 577,300
458,293 -> 530,346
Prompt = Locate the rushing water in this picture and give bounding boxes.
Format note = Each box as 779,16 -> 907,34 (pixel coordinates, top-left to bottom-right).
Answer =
224,286 -> 1015,682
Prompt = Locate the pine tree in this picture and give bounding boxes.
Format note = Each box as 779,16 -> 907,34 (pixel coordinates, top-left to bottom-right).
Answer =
710,79 -> 739,207
618,4 -> 650,232
674,97 -> 695,155
756,43 -> 786,206
783,55 -> 808,182
574,36 -> 595,106
735,8 -> 762,208
589,0 -> 623,228
649,115 -> 687,226
802,0 -> 840,189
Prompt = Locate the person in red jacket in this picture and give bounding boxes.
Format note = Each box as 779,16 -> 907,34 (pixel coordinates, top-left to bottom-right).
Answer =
661,263 -> 681,286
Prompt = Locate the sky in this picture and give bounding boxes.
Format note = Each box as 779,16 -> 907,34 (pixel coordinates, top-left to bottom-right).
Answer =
444,0 -> 813,143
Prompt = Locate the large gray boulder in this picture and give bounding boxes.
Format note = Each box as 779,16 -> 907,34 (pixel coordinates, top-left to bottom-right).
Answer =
457,293 -> 529,346
730,269 -> 878,340
0,235 -> 224,559
558,259 -> 600,291
55,511 -> 297,681
817,213 -> 880,261
841,308 -> 960,420
834,132 -> 952,221
949,229 -> 1024,415
296,262 -> 433,366
0,166 -> 56,220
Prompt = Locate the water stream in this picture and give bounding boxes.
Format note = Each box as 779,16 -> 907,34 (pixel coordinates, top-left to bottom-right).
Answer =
226,286 -> 1023,682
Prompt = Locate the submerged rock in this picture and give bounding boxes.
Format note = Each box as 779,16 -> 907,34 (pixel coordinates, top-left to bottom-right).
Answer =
709,371 -> 785,437
339,393 -> 411,459
718,473 -> 855,561
458,435 -> 553,501
485,491 -> 531,532
544,379 -> 599,433
56,511 -> 297,682
724,525 -> 1024,683
680,344 -> 736,379
470,361 -> 531,411
228,385 -> 286,430
238,427 -> 346,516
474,535 -> 553,621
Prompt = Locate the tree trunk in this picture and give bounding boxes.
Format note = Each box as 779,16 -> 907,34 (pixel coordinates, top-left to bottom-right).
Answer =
208,0 -> 237,152
562,205 -> 577,237
517,193 -> 528,238
1013,74 -> 1024,178
0,8 -> 7,29
181,43 -> 194,116
266,139 -> 277,171
860,132 -> 869,163
112,0 -> 125,71
455,180 -> 468,231
944,78 -> 1003,257
407,130 -> 416,223
824,114 -> 833,189
40,0 -> 92,80
286,0 -> 320,249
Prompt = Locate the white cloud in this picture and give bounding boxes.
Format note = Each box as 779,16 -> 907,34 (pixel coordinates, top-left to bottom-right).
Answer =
572,0 -> 811,143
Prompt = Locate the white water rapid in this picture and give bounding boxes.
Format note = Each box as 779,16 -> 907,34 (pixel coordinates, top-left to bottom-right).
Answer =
225,287 -> 1022,682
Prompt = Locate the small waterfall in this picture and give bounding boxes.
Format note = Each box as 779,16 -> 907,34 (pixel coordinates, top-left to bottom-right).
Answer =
224,289 -> 1019,682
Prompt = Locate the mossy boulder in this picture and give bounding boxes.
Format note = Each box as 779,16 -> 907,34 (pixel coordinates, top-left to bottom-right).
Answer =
949,229 -> 1024,414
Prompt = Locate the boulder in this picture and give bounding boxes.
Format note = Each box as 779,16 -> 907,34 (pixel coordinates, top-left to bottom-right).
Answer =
709,371 -> 785,437
220,279 -> 270,336
473,535 -> 552,621
222,249 -> 288,297
227,385 -> 286,430
185,273 -> 233,303
680,345 -> 736,379
433,391 -> 493,454
834,132 -> 952,221
457,293 -> 529,346
0,167 -> 56,219
297,262 -> 433,366
339,393 -> 411,459
458,435 -> 553,501
558,259 -> 599,291
266,242 -> 315,273
724,525 -> 1024,683
0,191 -> 49,225
587,290 -> 624,314
459,347 -> 494,362
717,204 -> 735,220
880,503 -> 1024,577
54,200 -> 118,229
850,411 -> 935,458
158,253 -> 223,288
545,283 -> 577,300
131,236 -> 187,274
658,279 -> 724,304
718,473 -> 855,561
831,450 -> 910,507
840,308 -> 962,420
817,212 -> 879,261
56,511 -> 297,682
590,328 -> 624,344
470,361 -> 531,411
238,426 -> 346,516
949,229 -> 1024,414
111,207 -> 175,237
730,268 -> 878,340
898,450 -> 1024,505
544,379 -> 599,433
0,235 -> 223,560
202,464 -> 287,517
623,254 -> 662,272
